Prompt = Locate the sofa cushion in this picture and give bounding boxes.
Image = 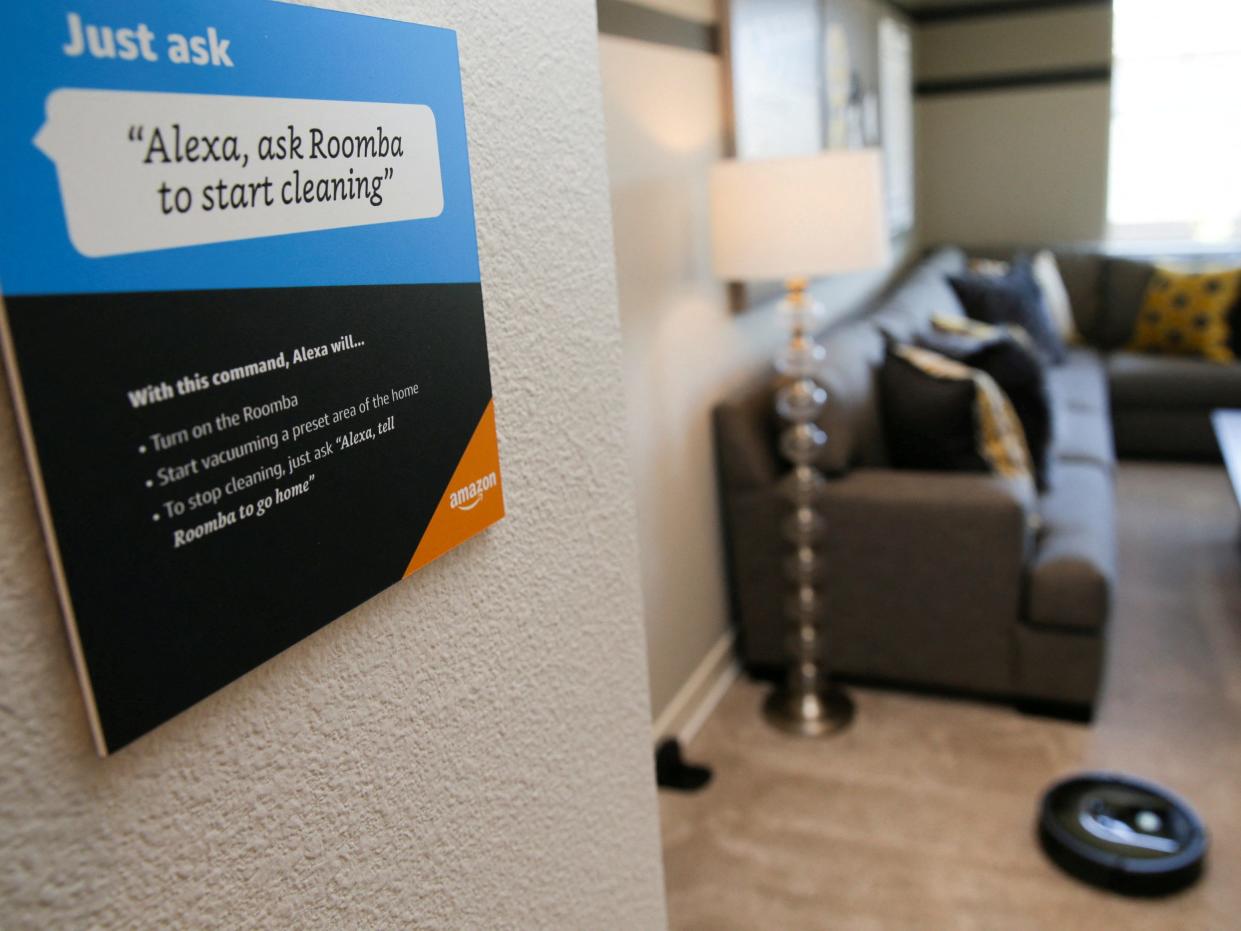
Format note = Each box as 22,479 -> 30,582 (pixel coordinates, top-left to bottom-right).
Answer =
1108,350 -> 1241,410
877,262 -> 969,341
919,245 -> 969,278
1030,461 -> 1115,632
872,300 -> 933,344
817,260 -> 972,473
1052,406 -> 1116,471
1097,257 -> 1154,349
1047,347 -> 1109,415
1050,251 -> 1103,344
1231,296 -> 1241,359
817,321 -> 888,473
1048,339 -> 1113,473
1111,408 -> 1222,460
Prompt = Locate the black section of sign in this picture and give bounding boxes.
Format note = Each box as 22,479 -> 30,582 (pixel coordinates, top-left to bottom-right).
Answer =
4,283 -> 490,752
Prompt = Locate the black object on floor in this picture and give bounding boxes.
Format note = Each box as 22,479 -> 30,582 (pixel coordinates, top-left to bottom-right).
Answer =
1038,772 -> 1208,896
656,738 -> 712,792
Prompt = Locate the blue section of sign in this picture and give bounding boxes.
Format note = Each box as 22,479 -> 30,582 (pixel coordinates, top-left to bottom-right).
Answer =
0,0 -> 480,295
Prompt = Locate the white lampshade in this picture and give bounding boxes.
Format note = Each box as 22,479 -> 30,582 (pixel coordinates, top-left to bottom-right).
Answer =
710,150 -> 890,283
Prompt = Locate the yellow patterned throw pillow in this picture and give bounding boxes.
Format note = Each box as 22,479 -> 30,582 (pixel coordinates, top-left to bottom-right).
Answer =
1129,266 -> 1241,364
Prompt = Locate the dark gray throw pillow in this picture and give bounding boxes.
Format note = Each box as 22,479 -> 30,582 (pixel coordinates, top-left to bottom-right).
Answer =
948,259 -> 1067,365
878,340 -> 1042,496
880,342 -> 986,473
878,341 -> 1036,489
919,322 -> 1053,490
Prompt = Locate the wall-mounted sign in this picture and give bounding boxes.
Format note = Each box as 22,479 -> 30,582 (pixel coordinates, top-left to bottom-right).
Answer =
0,1 -> 504,754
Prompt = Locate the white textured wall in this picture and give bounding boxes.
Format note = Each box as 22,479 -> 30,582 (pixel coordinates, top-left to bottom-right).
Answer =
0,2 -> 668,928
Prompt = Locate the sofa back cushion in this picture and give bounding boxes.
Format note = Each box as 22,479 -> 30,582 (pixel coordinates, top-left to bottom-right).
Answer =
818,322 -> 888,473
1096,257 -> 1154,348
1095,250 -> 1241,349
818,247 -> 969,472
874,260 -> 969,339
1050,251 -> 1104,342
714,246 -> 972,486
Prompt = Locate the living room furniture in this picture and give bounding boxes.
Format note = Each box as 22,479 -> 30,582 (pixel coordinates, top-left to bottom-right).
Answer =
709,151 -> 889,736
1211,410 -> 1241,508
966,245 -> 1241,461
714,244 -> 1241,716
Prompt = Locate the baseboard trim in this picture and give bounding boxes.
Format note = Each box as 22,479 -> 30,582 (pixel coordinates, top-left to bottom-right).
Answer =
652,630 -> 739,745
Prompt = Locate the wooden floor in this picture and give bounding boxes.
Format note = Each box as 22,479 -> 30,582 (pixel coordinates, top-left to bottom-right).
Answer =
660,463 -> 1241,930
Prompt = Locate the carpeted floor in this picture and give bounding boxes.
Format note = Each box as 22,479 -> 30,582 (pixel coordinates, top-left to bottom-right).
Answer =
660,463 -> 1241,930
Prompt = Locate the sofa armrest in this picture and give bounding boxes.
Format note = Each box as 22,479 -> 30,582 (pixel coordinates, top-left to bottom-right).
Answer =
712,383 -> 779,491
814,469 -> 1037,693
725,467 -> 1038,691
818,468 -> 1036,530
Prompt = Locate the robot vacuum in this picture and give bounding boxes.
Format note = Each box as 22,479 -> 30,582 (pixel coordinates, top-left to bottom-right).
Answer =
1038,772 -> 1208,896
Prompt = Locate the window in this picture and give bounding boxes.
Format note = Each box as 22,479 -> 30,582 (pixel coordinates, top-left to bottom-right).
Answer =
1108,0 -> 1241,244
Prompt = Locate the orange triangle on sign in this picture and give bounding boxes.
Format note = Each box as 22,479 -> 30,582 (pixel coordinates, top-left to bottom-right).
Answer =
404,400 -> 504,577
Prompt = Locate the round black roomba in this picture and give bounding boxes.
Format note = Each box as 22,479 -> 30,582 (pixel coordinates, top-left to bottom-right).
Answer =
1038,772 -> 1208,896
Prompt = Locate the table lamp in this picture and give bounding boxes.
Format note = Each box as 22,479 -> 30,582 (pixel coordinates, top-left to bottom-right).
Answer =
710,150 -> 889,736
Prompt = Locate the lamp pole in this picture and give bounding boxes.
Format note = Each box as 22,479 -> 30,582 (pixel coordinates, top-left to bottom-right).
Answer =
708,150 -> 888,735
764,278 -> 855,736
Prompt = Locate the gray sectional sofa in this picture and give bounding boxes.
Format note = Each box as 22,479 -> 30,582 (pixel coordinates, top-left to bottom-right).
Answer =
714,244 -> 1241,715
975,247 -> 1241,459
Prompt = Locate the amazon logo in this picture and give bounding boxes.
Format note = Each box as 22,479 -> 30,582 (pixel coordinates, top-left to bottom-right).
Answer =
449,471 -> 497,512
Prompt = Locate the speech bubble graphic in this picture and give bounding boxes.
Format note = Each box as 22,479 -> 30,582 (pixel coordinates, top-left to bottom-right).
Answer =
33,89 -> 444,258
